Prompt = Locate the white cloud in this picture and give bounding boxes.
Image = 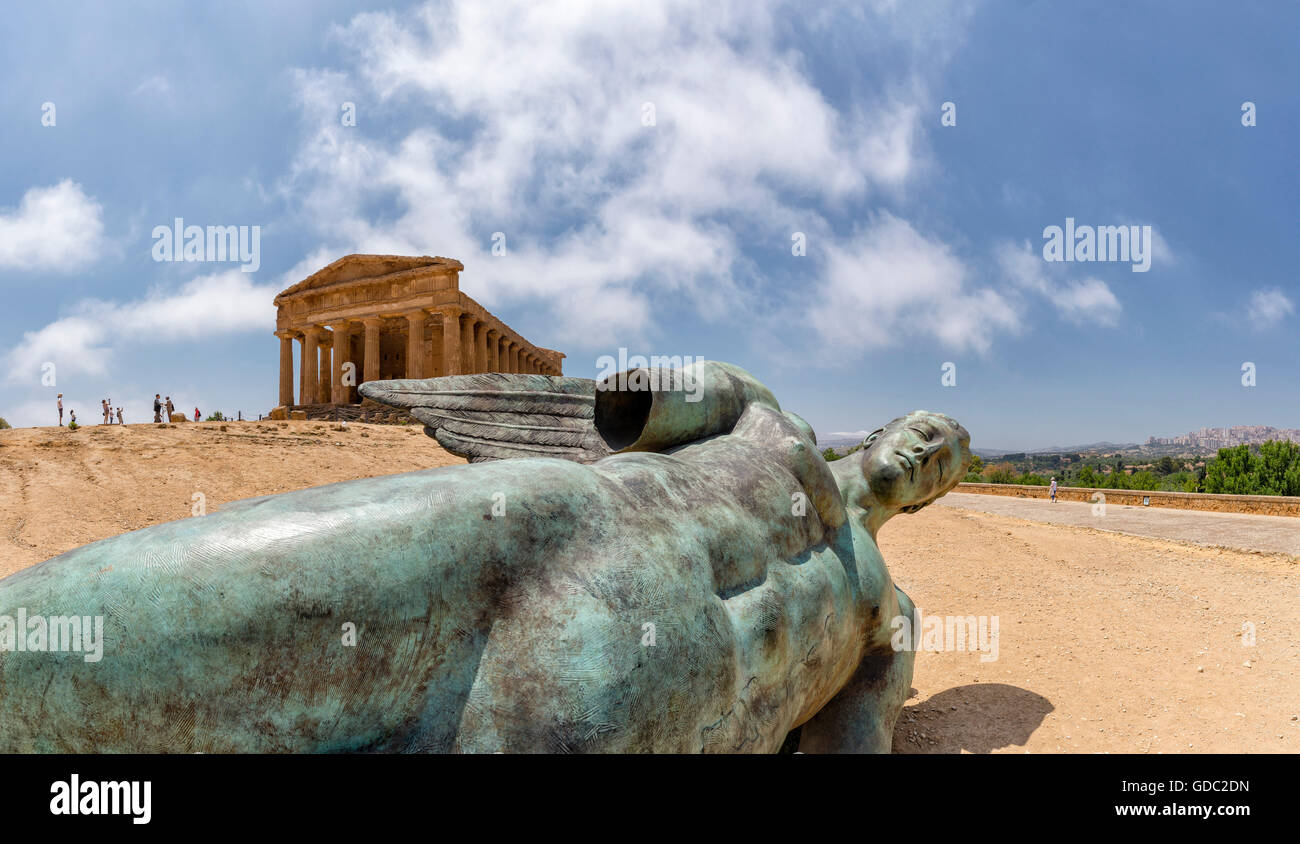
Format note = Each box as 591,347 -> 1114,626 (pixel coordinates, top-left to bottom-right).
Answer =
997,240 -> 1122,327
131,75 -> 173,99
807,214 -> 1021,355
0,181 -> 107,272
1053,277 -> 1121,327
2,271 -> 277,384
280,0 -> 975,351
1245,288 -> 1293,330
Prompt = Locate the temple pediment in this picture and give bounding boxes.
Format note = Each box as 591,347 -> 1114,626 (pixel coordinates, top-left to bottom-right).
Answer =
274,254 -> 464,303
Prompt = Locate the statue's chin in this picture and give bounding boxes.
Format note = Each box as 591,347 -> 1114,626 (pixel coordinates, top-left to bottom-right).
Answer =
866,460 -> 907,508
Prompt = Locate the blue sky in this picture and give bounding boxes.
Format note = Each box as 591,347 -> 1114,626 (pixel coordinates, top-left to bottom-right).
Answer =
0,0 -> 1295,450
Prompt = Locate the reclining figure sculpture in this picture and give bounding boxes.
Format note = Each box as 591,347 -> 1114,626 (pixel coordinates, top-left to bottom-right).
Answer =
0,360 -> 970,753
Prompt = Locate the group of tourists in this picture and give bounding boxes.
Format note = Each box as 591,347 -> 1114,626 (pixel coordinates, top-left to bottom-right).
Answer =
152,395 -> 202,423
54,394 -> 202,426
99,398 -> 124,425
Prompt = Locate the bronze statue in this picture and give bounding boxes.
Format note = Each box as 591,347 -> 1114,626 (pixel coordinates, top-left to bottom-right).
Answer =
0,360 -> 969,752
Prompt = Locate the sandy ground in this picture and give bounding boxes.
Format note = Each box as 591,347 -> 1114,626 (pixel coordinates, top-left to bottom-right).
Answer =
0,421 -> 463,578
2,424 -> 1296,753
880,500 -> 1300,753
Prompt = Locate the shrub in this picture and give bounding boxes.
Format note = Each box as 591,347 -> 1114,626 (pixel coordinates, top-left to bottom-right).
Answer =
0,416 -> 10,430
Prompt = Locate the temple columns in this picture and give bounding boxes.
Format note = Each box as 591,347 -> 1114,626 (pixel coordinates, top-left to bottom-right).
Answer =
277,332 -> 295,406
302,327 -> 321,406
486,329 -> 500,371
438,306 -> 462,376
317,340 -> 332,404
405,310 -> 426,379
475,322 -> 490,372
329,322 -> 351,404
459,314 -> 477,374
362,318 -> 382,385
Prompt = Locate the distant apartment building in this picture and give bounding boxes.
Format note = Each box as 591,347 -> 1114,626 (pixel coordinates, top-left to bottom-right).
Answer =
1147,426 -> 1300,450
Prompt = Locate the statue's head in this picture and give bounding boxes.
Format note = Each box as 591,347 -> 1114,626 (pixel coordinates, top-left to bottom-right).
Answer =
834,411 -> 971,529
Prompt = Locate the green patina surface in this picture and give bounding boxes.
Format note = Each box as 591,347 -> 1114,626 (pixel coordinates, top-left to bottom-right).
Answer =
0,361 -> 969,752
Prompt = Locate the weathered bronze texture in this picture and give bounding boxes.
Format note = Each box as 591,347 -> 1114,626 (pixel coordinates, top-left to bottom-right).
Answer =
0,360 -> 969,752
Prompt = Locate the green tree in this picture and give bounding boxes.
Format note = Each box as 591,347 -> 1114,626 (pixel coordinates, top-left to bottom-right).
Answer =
821,447 -> 841,462
1256,440 -> 1300,495
1204,445 -> 1259,495
1152,456 -> 1179,476
1126,470 -> 1160,492
0,416 -> 10,430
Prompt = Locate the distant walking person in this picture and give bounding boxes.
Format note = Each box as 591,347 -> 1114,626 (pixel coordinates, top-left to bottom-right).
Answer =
153,394 -> 163,423
116,407 -> 124,425
165,396 -> 175,420
1049,477 -> 1058,503
194,407 -> 201,422
101,399 -> 110,425
57,394 -> 63,426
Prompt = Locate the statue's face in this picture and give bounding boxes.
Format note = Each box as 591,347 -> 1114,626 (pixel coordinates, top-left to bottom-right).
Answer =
859,411 -> 970,512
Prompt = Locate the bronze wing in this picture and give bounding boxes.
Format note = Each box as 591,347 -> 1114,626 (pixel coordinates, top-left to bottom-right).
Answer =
358,373 -> 613,463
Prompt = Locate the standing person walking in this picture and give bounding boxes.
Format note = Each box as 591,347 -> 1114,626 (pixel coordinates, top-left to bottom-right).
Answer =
116,406 -> 124,425
57,394 -> 64,426
1049,476 -> 1058,503
194,407 -> 201,422
165,396 -> 175,421
153,394 -> 163,423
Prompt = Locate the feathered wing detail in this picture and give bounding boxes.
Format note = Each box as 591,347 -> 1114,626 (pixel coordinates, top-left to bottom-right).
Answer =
358,373 -> 613,463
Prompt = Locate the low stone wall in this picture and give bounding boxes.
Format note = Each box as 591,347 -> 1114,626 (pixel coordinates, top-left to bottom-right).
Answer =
955,483 -> 1300,517
271,404 -> 415,424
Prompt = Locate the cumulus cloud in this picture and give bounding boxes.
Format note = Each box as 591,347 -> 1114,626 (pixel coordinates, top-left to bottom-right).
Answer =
997,240 -> 1122,327
279,0 -> 988,351
1245,288 -> 1293,330
0,180 -> 107,271
807,214 -> 1021,354
3,271 -> 277,384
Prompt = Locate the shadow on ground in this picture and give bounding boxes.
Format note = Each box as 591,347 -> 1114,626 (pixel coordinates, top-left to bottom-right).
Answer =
891,684 -> 1054,753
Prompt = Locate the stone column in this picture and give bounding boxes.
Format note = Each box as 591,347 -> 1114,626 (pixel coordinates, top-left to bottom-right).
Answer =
329,322 -> 351,404
460,314 -> 477,374
277,332 -> 295,406
405,310 -> 426,379
486,329 -> 499,371
475,322 -> 490,372
302,327 -> 321,406
362,318 -> 382,385
509,343 -> 520,373
438,306 -> 462,376
317,341 -> 332,404
500,340 -> 512,373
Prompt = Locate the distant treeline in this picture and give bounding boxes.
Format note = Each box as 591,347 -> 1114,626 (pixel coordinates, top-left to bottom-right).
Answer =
963,440 -> 1300,497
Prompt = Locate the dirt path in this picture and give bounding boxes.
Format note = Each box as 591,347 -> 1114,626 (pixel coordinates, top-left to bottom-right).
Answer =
879,503 -> 1300,753
0,421 -> 463,578
938,491 -> 1300,556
